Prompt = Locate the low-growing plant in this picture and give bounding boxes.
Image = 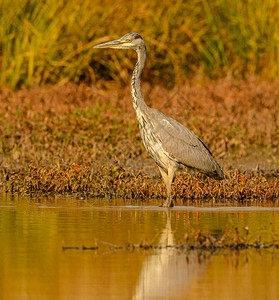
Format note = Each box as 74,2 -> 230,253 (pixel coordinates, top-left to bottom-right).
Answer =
1,163 -> 278,202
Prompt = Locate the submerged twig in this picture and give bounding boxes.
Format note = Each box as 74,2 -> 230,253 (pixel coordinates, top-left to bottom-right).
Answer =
61,242 -> 279,252
61,229 -> 279,252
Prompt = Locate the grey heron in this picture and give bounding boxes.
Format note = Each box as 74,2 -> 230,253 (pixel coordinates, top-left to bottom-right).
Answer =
94,33 -> 224,207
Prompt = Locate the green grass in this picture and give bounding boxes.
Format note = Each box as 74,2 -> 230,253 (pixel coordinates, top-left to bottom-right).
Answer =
1,0 -> 279,88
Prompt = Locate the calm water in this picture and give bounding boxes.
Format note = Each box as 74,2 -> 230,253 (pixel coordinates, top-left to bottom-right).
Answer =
1,193 -> 279,300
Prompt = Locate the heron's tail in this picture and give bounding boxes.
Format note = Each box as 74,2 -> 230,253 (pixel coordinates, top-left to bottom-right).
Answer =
207,165 -> 224,180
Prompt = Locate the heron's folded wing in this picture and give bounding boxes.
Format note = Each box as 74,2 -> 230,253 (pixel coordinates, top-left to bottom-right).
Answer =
151,110 -> 219,172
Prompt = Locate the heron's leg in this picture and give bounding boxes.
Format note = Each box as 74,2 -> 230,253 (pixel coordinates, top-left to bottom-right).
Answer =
158,165 -> 176,207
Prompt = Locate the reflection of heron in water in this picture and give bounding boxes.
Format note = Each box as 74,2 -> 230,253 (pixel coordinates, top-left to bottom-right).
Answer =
94,33 -> 224,207
132,210 -> 210,299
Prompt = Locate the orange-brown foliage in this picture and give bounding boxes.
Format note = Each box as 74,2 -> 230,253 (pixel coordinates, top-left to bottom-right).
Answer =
0,78 -> 278,200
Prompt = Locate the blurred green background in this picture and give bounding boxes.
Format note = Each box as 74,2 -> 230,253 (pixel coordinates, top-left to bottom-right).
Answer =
1,0 -> 279,89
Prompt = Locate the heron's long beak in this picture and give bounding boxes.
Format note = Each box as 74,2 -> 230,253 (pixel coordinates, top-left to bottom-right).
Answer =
93,39 -> 123,49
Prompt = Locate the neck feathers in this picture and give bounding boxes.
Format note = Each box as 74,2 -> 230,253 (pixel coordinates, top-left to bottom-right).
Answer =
131,47 -> 147,112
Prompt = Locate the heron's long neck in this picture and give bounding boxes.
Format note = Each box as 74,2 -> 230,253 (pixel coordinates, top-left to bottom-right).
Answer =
131,47 -> 147,114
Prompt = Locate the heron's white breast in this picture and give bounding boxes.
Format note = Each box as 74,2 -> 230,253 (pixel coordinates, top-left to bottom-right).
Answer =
140,125 -> 170,170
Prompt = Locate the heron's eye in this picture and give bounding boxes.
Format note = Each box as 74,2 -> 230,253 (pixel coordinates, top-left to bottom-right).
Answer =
126,39 -> 132,42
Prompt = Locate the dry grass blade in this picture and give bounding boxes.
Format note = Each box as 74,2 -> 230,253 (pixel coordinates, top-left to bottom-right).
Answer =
1,0 -> 279,88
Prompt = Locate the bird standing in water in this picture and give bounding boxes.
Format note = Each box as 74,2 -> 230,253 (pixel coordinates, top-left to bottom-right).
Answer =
94,33 -> 224,207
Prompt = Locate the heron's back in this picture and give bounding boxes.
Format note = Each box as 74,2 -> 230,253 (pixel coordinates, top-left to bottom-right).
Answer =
137,107 -> 224,180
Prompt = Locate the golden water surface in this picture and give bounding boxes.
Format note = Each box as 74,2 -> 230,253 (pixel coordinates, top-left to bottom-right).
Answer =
0,193 -> 279,299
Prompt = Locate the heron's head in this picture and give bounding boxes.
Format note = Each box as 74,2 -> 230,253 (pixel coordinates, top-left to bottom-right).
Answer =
94,33 -> 145,51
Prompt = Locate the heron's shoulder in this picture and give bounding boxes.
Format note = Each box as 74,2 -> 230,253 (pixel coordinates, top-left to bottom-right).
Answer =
148,108 -> 197,140
144,107 -> 222,175
148,107 -> 215,157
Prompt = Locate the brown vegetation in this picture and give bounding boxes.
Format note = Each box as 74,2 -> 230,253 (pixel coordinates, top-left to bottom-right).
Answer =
2,163 -> 278,202
0,77 -> 278,200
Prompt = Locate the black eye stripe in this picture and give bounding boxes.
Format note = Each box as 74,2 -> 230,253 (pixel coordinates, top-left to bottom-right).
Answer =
134,34 -> 142,40
122,33 -> 143,41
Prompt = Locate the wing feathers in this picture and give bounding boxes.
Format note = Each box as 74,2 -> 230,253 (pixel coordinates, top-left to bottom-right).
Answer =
150,109 -> 223,178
